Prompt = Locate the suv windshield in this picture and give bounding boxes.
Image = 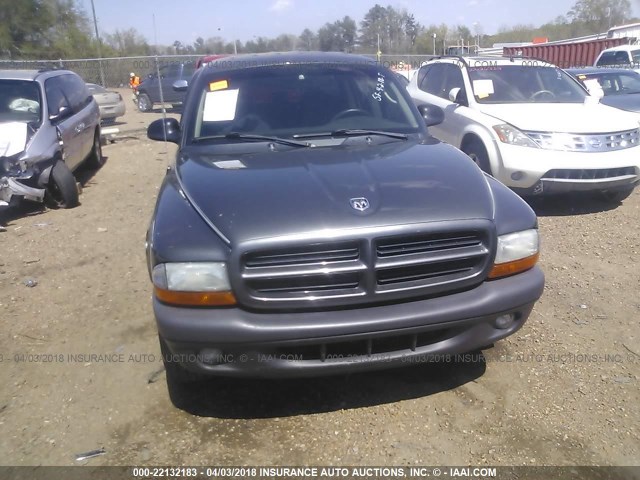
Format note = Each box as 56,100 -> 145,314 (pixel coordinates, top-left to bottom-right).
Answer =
0,80 -> 42,124
189,63 -> 420,143
468,65 -> 586,104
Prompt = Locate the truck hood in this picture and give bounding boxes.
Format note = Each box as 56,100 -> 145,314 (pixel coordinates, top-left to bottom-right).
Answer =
477,103 -> 638,133
176,140 -> 495,244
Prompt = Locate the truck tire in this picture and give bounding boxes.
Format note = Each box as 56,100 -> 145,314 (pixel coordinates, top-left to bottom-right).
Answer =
46,160 -> 79,209
137,93 -> 152,112
462,139 -> 492,175
159,336 -> 203,409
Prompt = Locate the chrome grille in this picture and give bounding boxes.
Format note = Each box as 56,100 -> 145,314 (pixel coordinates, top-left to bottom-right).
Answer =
525,129 -> 640,152
235,223 -> 493,310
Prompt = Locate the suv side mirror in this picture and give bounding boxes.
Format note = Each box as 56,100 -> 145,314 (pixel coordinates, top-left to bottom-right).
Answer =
148,118 -> 181,144
417,104 -> 445,127
448,87 -> 468,106
173,80 -> 188,92
49,105 -> 71,122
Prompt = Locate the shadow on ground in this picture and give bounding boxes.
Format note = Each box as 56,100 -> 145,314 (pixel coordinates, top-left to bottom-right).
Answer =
525,192 -> 621,217
169,353 -> 487,419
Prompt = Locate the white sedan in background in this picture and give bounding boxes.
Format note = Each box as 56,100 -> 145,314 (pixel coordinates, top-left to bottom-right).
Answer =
87,83 -> 126,125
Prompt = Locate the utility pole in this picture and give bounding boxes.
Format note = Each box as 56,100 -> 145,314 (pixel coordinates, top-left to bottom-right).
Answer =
89,0 -> 106,86
432,33 -> 436,56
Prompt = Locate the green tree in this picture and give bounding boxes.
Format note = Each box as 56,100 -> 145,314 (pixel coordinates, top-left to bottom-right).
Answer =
298,28 -> 318,51
567,0 -> 631,31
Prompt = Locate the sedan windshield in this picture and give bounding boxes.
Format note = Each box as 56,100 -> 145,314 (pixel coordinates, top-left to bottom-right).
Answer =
0,80 -> 42,124
468,65 -> 586,104
189,63 -> 420,143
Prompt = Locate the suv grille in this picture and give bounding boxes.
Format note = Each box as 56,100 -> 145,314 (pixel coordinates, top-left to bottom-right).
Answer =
525,129 -> 640,152
543,167 -> 637,181
235,223 -> 493,310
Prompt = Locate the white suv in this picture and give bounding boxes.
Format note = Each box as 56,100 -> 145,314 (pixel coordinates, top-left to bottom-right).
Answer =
407,56 -> 640,202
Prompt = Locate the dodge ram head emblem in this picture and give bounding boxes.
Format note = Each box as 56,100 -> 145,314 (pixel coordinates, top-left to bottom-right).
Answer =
350,197 -> 370,211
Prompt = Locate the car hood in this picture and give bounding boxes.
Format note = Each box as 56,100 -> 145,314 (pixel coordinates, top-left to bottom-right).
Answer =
477,102 -> 638,132
175,140 -> 495,244
600,94 -> 640,114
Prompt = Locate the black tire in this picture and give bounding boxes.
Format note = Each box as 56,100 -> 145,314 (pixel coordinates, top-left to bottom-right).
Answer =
46,161 -> 79,209
159,336 -> 203,409
137,93 -> 152,112
462,139 -> 492,174
599,186 -> 635,204
85,130 -> 105,170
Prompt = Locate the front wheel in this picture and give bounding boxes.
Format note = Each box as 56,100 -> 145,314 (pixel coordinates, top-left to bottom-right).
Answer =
137,93 -> 152,112
159,336 -> 204,409
462,139 -> 492,174
46,160 -> 79,209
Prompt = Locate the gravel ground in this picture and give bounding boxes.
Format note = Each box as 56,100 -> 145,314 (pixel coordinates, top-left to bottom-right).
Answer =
0,116 -> 638,467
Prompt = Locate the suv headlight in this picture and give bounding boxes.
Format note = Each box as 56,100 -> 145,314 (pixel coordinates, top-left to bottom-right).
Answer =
493,124 -> 539,148
489,229 -> 539,279
152,262 -> 236,306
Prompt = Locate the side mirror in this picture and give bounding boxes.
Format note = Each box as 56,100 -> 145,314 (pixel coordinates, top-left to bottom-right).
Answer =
49,105 -> 70,122
148,118 -> 181,144
448,87 -> 461,102
173,80 -> 188,92
417,104 -> 445,127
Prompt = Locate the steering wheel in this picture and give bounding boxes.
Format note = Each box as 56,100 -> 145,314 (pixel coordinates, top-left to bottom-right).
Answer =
530,90 -> 556,101
331,108 -> 370,121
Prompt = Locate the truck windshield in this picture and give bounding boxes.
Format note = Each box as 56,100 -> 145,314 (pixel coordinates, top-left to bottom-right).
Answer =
468,65 -> 587,104
189,63 -> 420,143
0,80 -> 42,124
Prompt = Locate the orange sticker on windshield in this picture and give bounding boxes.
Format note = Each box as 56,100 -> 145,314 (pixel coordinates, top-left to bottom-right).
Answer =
209,80 -> 229,91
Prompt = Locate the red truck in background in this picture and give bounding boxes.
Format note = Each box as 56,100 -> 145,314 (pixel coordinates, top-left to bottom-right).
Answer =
503,37 -> 630,68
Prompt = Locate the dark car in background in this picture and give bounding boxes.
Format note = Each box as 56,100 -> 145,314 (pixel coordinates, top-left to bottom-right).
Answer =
567,67 -> 640,115
0,69 -> 103,209
144,52 -> 544,408
136,62 -> 195,112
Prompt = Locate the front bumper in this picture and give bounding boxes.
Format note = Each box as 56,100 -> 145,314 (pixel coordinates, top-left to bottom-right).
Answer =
495,143 -> 640,193
154,266 -> 544,378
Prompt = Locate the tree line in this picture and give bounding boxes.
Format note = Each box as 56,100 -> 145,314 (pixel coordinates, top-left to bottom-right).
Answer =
0,0 -> 634,60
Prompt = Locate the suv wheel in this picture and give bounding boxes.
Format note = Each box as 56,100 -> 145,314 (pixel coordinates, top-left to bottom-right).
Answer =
463,139 -> 492,174
137,93 -> 152,112
46,161 -> 79,209
85,131 -> 105,169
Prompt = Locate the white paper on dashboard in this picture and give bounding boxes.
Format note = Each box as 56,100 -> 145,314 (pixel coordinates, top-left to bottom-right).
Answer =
203,89 -> 240,122
472,79 -> 495,96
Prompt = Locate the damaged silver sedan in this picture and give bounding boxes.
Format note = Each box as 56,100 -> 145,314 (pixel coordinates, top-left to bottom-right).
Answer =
0,69 -> 103,209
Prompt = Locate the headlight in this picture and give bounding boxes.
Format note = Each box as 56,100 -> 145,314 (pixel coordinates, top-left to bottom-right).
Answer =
493,124 -> 539,148
489,229 -> 539,279
152,262 -> 236,306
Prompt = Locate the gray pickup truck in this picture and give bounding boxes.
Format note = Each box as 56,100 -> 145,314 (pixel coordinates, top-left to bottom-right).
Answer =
145,52 -> 544,408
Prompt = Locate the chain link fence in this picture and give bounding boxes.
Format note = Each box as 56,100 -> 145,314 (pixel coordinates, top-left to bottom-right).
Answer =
0,54 -> 438,87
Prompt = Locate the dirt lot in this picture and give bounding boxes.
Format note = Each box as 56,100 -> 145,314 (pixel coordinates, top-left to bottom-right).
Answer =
0,108 -> 639,467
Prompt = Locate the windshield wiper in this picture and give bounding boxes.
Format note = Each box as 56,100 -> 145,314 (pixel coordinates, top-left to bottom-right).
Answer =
293,129 -> 409,140
192,132 -> 312,148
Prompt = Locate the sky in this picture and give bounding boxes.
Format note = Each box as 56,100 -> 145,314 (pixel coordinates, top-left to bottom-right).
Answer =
81,0 -> 640,46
